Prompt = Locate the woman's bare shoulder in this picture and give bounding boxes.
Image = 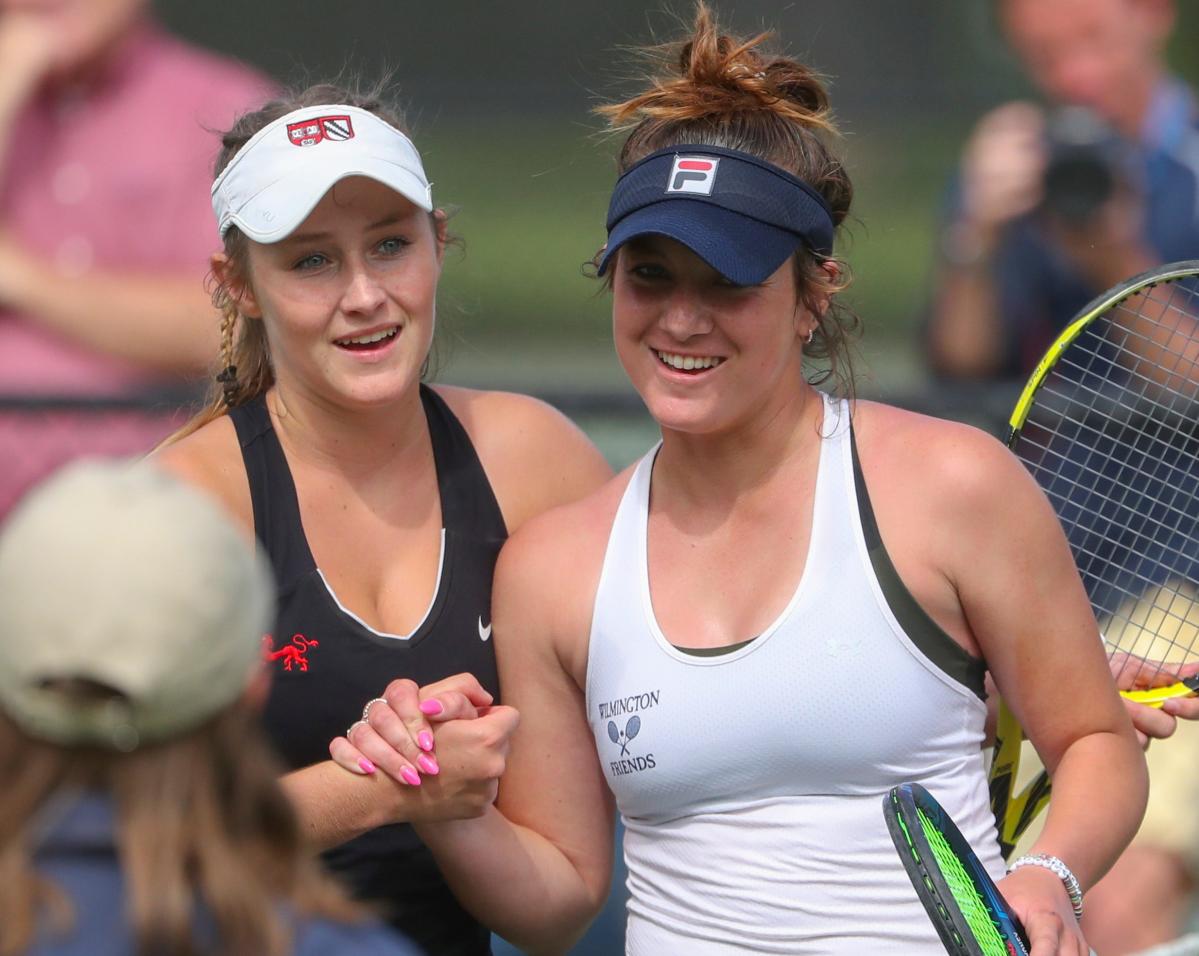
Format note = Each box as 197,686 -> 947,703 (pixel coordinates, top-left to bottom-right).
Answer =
432,384 -> 615,532
495,460 -> 639,623
152,415 -> 253,534
851,399 -> 1062,587
851,399 -> 1027,504
494,464 -> 640,678
500,462 -> 636,575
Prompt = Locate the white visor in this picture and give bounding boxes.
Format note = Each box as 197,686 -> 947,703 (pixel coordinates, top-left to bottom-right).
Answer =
211,103 -> 433,243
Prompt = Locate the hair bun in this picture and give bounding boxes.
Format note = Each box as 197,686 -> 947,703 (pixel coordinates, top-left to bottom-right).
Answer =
762,60 -> 830,118
599,3 -> 835,137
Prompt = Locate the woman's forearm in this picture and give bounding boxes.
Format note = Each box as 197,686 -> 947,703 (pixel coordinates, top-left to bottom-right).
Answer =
417,806 -> 610,955
283,761 -> 410,850
1031,728 -> 1148,891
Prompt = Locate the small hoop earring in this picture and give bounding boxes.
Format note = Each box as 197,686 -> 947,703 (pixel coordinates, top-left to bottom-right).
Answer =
804,328 -> 815,345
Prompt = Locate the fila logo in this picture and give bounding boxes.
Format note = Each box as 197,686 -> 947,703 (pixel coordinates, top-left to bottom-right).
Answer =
286,115 -> 355,148
667,156 -> 719,195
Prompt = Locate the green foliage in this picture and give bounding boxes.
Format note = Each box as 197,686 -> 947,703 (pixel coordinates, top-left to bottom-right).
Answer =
425,121 -> 614,346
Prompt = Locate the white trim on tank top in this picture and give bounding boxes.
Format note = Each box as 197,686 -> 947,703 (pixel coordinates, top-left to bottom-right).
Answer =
635,393 -> 842,667
314,528 -> 447,641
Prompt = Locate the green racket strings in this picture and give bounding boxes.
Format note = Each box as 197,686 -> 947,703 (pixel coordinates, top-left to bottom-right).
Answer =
898,807 -> 1011,956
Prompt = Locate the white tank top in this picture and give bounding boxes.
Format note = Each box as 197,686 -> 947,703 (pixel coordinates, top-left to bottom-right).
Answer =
585,395 -> 1004,954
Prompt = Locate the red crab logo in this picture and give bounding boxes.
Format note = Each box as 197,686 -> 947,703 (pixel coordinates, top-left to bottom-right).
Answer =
262,633 -> 319,672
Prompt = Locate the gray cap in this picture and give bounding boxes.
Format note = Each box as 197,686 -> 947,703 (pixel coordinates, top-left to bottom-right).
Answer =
0,460 -> 274,750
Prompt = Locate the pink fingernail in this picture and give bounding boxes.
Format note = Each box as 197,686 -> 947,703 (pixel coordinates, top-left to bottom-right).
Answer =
400,766 -> 422,786
358,758 -> 376,775
419,699 -> 443,716
418,731 -> 434,752
417,754 -> 440,775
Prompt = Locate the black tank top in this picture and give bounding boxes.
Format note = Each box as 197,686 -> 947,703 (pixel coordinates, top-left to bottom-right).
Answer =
229,386 -> 506,956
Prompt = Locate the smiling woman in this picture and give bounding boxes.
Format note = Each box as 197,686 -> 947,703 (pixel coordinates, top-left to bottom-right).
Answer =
326,6 -> 1148,955
221,176 -> 442,409
153,82 -> 612,956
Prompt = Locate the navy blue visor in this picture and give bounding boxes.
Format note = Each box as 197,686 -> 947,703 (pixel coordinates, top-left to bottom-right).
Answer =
597,144 -> 835,286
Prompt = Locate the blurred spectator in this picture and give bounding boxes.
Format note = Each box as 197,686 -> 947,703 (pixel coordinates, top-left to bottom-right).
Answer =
927,2 -> 1199,950
0,459 -> 422,956
0,0 -> 273,515
925,0 -> 1197,380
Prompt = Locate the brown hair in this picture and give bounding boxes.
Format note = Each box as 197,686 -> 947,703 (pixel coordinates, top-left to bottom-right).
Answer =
0,701 -> 364,956
167,81 -> 439,446
596,3 -> 860,394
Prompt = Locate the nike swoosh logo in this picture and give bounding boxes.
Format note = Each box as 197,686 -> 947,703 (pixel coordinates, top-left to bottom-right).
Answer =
478,617 -> 492,642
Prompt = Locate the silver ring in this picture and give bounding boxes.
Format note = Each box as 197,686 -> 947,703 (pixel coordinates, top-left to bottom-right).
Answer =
345,719 -> 366,739
361,697 -> 389,723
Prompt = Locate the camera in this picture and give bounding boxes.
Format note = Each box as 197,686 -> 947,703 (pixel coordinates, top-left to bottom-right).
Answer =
1041,107 -> 1133,226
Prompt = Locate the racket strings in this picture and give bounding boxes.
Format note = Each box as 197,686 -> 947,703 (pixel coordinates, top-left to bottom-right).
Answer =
1057,280 -> 1199,418
916,809 -> 1011,956
1052,338 -> 1189,424
1117,284 -> 1199,387
1023,419 -> 1194,592
1013,275 -> 1199,687
1033,367 -> 1198,508
1045,339 -> 1199,462
1028,435 -> 1196,546
1021,486 -> 1196,674
1039,468 -> 1194,585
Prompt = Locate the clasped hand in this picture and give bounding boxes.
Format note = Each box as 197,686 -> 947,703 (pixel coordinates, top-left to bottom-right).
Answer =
329,672 -> 519,822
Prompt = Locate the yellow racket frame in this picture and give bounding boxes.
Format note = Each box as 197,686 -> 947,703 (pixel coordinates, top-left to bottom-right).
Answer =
992,260 -> 1199,857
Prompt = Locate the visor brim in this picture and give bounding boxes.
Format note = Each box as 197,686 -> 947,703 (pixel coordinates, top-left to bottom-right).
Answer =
222,158 -> 433,244
598,201 -> 805,286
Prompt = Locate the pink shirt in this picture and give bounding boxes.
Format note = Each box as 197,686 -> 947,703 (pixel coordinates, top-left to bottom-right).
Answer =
0,20 -> 273,397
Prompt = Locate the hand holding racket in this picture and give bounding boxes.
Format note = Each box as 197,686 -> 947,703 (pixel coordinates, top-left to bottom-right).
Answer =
886,783 -> 1091,956
990,261 -> 1199,856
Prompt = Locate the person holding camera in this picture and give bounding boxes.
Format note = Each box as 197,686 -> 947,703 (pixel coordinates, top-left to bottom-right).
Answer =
928,2 -> 1199,951
925,0 -> 1197,381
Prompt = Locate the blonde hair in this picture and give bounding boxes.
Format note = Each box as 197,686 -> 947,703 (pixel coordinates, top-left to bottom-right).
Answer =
597,3 -> 861,394
0,703 -> 364,956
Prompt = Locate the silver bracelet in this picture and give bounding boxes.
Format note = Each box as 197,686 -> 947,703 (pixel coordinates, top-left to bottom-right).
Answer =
1008,853 -> 1084,921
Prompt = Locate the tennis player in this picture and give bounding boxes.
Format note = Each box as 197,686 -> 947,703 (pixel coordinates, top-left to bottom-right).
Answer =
155,83 -> 612,956
333,6 -> 1146,954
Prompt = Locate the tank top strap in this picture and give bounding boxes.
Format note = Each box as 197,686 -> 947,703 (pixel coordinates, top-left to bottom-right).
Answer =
227,396 -> 316,587
819,391 -> 852,443
419,385 -> 508,538
602,441 -> 658,594
844,401 -> 987,699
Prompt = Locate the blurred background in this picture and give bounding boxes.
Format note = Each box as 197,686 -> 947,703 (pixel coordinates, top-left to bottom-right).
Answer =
128,1 -> 1195,469
5,0 -> 1198,479
153,0 -> 1198,396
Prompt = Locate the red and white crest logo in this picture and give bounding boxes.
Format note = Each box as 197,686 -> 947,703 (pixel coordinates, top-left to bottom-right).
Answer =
286,115 -> 355,148
666,156 -> 720,195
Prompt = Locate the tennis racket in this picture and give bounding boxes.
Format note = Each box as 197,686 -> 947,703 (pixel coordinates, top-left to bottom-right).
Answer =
885,782 -> 1029,956
989,260 -> 1199,858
